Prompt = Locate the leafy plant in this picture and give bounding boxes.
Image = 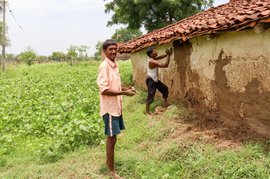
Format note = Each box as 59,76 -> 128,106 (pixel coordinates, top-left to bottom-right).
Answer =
105,0 -> 214,32
17,47 -> 37,65
0,62 -> 105,162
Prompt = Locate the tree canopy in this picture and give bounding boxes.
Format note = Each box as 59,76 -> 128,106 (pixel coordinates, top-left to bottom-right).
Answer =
105,0 -> 214,32
17,47 -> 37,65
94,41 -> 102,60
111,27 -> 142,43
94,27 -> 141,60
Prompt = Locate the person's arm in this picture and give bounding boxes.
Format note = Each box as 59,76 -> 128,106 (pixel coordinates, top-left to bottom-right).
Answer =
149,57 -> 170,68
102,89 -> 134,96
122,86 -> 138,93
149,54 -> 171,68
155,48 -> 173,60
149,48 -> 173,68
155,54 -> 167,60
122,86 -> 129,91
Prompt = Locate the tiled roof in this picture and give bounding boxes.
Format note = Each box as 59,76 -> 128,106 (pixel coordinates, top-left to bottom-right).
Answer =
118,0 -> 270,53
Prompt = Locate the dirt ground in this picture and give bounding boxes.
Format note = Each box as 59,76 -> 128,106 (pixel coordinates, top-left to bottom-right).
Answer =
151,106 -> 270,150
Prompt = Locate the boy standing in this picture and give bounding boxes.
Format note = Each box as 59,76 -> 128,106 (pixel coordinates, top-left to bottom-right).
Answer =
97,39 -> 136,178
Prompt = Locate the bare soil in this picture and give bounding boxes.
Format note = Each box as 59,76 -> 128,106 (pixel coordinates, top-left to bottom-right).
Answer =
152,106 -> 270,150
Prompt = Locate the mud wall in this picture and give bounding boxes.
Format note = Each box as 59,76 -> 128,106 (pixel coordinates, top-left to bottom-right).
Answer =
189,29 -> 270,135
130,29 -> 270,136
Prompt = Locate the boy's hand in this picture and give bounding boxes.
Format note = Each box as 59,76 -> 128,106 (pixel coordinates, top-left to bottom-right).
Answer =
124,89 -> 136,96
129,86 -> 138,93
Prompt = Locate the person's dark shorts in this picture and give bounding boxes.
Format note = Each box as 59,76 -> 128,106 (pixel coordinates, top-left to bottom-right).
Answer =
146,77 -> 168,104
103,113 -> 125,136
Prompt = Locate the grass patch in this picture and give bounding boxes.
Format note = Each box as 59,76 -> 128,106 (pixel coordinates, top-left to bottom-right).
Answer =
118,60 -> 133,86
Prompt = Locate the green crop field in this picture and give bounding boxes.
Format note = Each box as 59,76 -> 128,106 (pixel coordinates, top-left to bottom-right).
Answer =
0,62 -> 105,163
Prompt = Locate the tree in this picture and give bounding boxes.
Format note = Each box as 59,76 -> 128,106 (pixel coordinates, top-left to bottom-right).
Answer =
0,21 -> 9,47
5,53 -> 16,61
111,27 -> 142,43
105,0 -> 214,32
66,45 -> 90,65
67,46 -> 76,65
94,41 -> 103,60
67,45 -> 90,59
94,28 -> 141,60
67,45 -> 78,59
76,45 -> 90,58
17,47 -> 37,66
49,52 -> 67,62
36,55 -> 47,64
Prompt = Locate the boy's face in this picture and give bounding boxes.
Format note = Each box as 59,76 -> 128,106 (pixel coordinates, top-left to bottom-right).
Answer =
151,49 -> 158,58
104,44 -> 117,60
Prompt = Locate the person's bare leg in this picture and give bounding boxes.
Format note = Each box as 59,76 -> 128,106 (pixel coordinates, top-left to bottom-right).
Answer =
106,136 -> 123,179
146,103 -> 150,114
106,136 -> 117,174
163,98 -> 169,107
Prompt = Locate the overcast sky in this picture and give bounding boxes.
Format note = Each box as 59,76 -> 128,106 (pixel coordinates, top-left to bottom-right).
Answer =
5,0 -> 229,56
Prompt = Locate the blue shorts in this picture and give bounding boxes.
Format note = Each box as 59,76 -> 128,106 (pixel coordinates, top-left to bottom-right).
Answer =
103,113 -> 125,136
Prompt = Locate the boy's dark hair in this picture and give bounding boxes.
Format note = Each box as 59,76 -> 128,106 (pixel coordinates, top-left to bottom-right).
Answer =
146,46 -> 155,57
102,39 -> 117,50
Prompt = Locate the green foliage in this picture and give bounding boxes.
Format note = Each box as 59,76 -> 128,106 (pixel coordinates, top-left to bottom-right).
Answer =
111,27 -> 142,43
5,53 -> 16,61
66,45 -> 90,65
0,21 -> 10,47
49,52 -> 67,62
67,45 -> 78,58
0,157 -> 7,167
34,55 -> 47,64
118,60 -> 133,86
0,62 -> 104,162
67,45 -> 89,59
17,47 -> 37,65
105,0 -> 214,32
76,45 -> 90,58
94,41 -> 103,60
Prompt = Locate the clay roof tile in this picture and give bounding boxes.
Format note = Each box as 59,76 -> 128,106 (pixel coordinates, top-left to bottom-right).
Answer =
118,0 -> 270,53
262,10 -> 270,16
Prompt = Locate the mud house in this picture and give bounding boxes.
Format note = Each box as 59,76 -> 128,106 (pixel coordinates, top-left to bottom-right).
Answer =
118,0 -> 270,136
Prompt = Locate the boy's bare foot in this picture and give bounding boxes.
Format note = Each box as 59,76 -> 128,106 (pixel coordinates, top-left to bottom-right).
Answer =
110,171 -> 123,179
145,111 -> 154,117
145,110 -> 151,114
